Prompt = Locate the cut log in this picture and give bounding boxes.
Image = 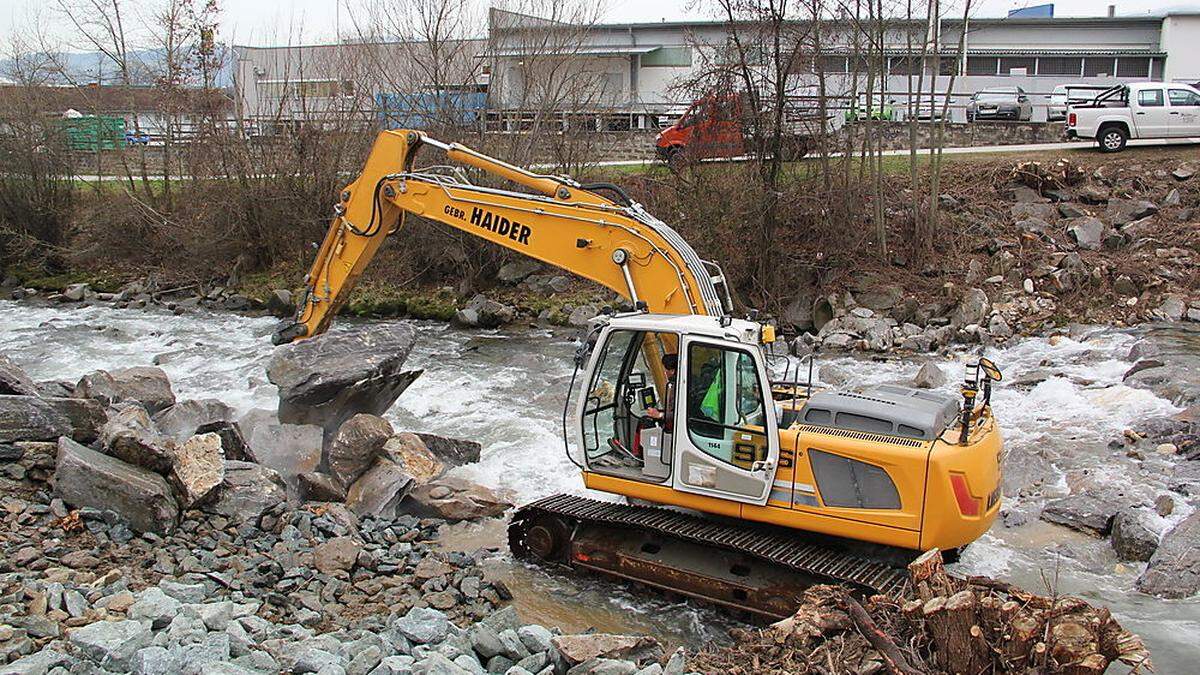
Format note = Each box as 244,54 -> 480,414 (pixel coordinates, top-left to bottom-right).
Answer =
908,548 -> 954,600
1005,611 -> 1043,669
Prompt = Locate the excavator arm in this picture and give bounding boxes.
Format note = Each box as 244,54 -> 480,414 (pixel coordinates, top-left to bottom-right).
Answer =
274,129 -> 733,344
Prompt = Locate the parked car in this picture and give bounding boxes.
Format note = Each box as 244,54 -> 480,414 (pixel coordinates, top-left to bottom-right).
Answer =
845,95 -> 896,122
967,87 -> 1033,122
1067,81 -> 1200,152
124,131 -> 151,146
1047,84 -> 1113,121
655,93 -> 828,166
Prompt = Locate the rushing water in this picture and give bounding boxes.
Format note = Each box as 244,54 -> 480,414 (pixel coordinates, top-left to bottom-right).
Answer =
2,300 -> 1197,669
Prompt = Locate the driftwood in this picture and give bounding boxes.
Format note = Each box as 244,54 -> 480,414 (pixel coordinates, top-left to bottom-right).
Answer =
693,547 -> 1154,675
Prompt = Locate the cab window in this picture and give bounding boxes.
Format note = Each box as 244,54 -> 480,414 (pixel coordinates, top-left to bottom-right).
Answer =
1138,89 -> 1164,107
581,330 -> 677,464
1169,89 -> 1200,106
685,343 -> 767,468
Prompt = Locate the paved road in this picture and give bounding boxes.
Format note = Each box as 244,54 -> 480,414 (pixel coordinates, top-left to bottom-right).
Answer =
73,137 -> 1200,181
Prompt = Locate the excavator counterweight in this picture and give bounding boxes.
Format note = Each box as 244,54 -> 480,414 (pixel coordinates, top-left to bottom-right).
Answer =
278,130 -> 1004,617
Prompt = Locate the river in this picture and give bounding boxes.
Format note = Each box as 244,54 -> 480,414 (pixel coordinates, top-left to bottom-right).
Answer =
2,299 -> 1196,671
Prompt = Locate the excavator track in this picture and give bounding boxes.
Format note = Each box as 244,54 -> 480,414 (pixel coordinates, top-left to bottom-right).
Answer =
509,494 -> 909,620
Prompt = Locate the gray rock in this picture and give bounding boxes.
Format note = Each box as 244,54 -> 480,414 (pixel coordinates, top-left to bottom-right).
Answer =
129,587 -> 183,629
950,288 -> 989,327
406,477 -> 512,522
1154,294 -> 1187,322
470,624 -> 506,659
63,283 -> 88,301
68,619 -> 152,670
99,401 -> 175,474
1163,188 -> 1182,207
1104,198 -> 1158,226
0,395 -> 106,443
818,364 -> 850,387
1040,493 -> 1119,536
193,601 -> 236,631
371,655 -> 416,675
267,289 -> 294,317
455,295 -> 516,329
912,361 -> 946,389
0,648 -> 70,675
551,635 -> 663,667
238,408 -> 322,493
130,646 -> 178,675
988,314 -> 1013,339
1172,163 -> 1195,181
55,437 -> 180,534
172,433 -> 225,507
293,648 -> 345,674
413,434 -> 482,468
497,260 -> 541,284
567,305 -> 599,328
516,626 -> 554,655
1137,511 -> 1200,598
201,460 -> 287,525
300,471 -> 348,502
346,458 -> 414,518
195,420 -> 252,462
267,324 -> 421,439
0,355 -> 38,396
348,646 -> 385,675
313,536 -> 361,574
329,414 -> 394,488
75,366 -> 176,414
1124,353 -> 1200,406
1110,508 -> 1160,562
159,580 -> 207,604
566,659 -> 639,675
153,399 -> 236,441
1066,217 -> 1106,250
170,632 -> 231,673
394,607 -> 451,645
412,653 -> 473,675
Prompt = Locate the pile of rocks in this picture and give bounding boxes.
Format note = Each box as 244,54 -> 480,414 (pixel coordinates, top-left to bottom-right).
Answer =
5,277 -> 296,319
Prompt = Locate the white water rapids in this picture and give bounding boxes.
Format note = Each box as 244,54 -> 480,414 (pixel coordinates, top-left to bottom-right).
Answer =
2,299 -> 1196,670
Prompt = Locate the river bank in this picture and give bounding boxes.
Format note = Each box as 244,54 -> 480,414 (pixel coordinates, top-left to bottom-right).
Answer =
1,299 -> 1198,672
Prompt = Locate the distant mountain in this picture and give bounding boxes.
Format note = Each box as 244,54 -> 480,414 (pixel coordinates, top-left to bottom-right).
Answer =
1,48 -> 233,88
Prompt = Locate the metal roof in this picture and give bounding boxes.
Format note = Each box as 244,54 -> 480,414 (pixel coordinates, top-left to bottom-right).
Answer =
965,48 -> 1166,57
485,45 -> 661,58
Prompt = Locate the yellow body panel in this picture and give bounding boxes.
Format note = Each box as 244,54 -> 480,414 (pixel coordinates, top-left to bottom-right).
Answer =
586,411 -> 1001,552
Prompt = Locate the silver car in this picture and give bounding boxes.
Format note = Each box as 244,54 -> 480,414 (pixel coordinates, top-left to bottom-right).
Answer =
1047,84 -> 1111,121
967,87 -> 1033,122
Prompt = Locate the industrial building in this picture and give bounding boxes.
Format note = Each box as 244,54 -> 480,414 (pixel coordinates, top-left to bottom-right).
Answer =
232,8 -> 1200,129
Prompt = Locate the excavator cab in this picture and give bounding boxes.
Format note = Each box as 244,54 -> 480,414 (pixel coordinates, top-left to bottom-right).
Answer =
578,313 -> 780,506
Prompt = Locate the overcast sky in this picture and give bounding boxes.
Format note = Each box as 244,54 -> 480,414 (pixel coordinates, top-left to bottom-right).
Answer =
3,0 -> 1199,49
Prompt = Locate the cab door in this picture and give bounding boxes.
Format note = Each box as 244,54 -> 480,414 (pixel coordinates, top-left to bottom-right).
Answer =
671,337 -> 778,505
1133,87 -> 1170,136
1167,88 -> 1200,137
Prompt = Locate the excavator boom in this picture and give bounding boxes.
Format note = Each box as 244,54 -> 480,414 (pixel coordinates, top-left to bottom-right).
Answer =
275,130 -> 730,344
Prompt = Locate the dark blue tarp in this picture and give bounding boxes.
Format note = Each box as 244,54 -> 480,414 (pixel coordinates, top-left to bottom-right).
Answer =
375,91 -> 486,129
1008,4 -> 1054,18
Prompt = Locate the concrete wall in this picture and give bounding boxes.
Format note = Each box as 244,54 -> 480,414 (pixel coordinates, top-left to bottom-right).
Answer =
1161,15 -> 1200,82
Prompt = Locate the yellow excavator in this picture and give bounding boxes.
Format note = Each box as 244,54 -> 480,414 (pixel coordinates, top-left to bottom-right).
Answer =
275,129 -> 1003,617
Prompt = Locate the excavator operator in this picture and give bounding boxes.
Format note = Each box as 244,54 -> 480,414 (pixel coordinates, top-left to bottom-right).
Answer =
645,353 -> 678,432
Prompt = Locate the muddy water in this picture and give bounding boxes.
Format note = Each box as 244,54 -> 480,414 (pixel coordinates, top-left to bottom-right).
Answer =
2,300 -> 1197,670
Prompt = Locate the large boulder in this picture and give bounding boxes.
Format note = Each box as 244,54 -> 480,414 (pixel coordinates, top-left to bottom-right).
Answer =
381,433 -> 446,484
405,477 -> 513,522
0,395 -> 106,443
912,361 -> 947,389
238,408 -> 322,493
74,366 -> 176,414
1110,507 -> 1160,562
454,295 -> 517,328
950,288 -> 989,328
195,419 -> 251,462
298,471 -> 347,502
1136,511 -> 1200,598
98,401 -> 175,474
1065,217 -> 1105,251
0,354 -> 38,396
54,437 -> 180,534
1040,493 -> 1119,536
201,461 -> 287,524
1104,198 -> 1157,226
266,324 -> 422,438
1124,352 -> 1200,406
152,399 -> 236,441
550,634 -> 663,667
171,433 -> 225,507
328,413 -> 394,487
345,458 -> 413,518
414,433 -> 482,468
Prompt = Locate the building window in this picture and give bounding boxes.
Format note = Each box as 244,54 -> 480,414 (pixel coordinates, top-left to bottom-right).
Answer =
999,56 -> 1037,76
1084,56 -> 1115,77
939,56 -> 959,76
642,46 -> 692,67
888,56 -> 919,75
1151,58 -> 1163,80
1038,56 -> 1083,77
966,56 -> 997,75
816,55 -> 848,73
1117,57 -> 1150,78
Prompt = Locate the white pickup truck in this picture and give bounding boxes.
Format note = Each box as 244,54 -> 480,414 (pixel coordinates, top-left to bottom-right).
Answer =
1066,81 -> 1200,152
